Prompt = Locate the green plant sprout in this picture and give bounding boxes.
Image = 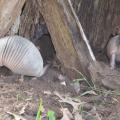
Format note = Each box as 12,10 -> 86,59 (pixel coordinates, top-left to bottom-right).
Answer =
36,98 -> 43,120
47,110 -> 56,120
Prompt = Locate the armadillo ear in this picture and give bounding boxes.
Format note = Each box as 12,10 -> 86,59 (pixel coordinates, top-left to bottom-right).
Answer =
110,27 -> 120,38
114,26 -> 120,35
109,33 -> 118,39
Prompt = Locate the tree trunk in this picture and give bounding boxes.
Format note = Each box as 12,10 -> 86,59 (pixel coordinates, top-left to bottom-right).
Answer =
0,0 -> 26,37
37,0 -> 96,78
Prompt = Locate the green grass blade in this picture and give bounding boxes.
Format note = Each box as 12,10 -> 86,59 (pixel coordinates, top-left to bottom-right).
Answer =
36,98 -> 43,120
47,110 -> 55,120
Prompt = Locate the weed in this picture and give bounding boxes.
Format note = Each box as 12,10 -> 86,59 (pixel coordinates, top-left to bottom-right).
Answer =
36,98 -> 43,120
47,110 -> 56,120
71,67 -> 96,89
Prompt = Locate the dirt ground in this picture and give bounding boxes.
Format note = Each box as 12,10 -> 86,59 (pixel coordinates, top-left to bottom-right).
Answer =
0,64 -> 120,120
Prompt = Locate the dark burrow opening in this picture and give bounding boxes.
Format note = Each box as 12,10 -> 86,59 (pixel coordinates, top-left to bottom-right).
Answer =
34,34 -> 56,65
31,19 -> 56,65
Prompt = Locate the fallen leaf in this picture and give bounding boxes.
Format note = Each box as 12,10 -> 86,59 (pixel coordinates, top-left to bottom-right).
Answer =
74,112 -> 83,120
54,91 -> 83,113
61,108 -> 73,120
44,91 -> 52,95
112,97 -> 119,103
6,111 -> 27,120
54,91 -> 85,120
19,103 -> 28,115
90,107 -> 102,120
58,74 -> 66,86
60,81 -> 66,86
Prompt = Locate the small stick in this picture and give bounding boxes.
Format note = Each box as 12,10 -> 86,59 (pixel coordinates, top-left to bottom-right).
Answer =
67,0 -> 96,61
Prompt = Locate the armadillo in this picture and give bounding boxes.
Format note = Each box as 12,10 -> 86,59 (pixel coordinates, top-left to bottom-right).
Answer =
107,35 -> 120,69
0,35 -> 46,77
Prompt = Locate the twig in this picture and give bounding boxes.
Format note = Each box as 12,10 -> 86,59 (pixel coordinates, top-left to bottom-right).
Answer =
67,0 -> 96,61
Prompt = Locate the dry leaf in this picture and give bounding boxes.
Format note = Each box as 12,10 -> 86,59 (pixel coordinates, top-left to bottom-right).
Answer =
61,108 -> 73,120
60,81 -> 66,86
19,103 -> 28,115
54,91 -> 85,120
74,112 -> 83,120
6,111 -> 27,120
58,74 -> 66,86
44,91 -> 52,95
90,107 -> 102,120
54,91 -> 83,113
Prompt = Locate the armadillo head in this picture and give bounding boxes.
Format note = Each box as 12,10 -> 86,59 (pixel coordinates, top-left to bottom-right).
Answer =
107,35 -> 120,57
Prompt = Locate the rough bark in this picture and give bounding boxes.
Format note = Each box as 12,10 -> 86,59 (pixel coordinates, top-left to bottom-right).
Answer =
72,0 -> 120,89
73,0 -> 120,51
19,0 -> 45,40
0,0 -> 26,37
19,0 -> 55,63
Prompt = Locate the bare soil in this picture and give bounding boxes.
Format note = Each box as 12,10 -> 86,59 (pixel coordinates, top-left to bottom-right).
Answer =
0,64 -> 120,120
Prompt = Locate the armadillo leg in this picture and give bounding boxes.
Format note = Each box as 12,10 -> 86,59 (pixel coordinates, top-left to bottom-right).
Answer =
110,54 -> 116,69
15,74 -> 24,83
19,75 -> 24,82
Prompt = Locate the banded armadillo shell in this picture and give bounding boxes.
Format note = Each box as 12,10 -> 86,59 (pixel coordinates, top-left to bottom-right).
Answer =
0,35 -> 43,77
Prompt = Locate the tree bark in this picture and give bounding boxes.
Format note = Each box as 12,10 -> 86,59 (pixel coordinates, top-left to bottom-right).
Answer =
0,0 -> 26,37
73,0 -> 120,51
19,0 -> 45,40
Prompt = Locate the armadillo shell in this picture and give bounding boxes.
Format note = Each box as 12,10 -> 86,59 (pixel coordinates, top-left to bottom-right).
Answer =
0,35 -> 43,77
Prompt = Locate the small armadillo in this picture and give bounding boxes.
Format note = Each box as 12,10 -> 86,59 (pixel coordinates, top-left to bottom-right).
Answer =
107,35 -> 120,69
0,35 -> 46,77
